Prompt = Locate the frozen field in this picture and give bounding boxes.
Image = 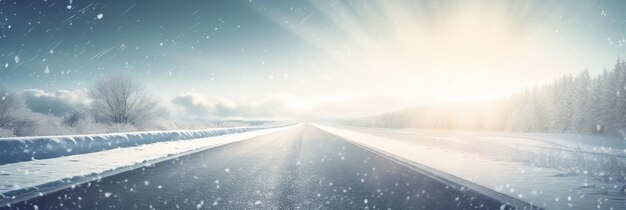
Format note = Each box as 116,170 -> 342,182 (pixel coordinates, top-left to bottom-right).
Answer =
317,125 -> 626,210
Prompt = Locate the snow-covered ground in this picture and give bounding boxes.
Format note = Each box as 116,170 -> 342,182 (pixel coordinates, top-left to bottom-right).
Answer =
315,124 -> 626,210
0,125 -> 288,165
0,124 -> 296,204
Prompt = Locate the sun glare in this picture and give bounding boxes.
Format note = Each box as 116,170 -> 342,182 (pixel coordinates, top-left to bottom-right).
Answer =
260,1 -> 561,107
431,15 -> 515,66
357,10 -> 527,103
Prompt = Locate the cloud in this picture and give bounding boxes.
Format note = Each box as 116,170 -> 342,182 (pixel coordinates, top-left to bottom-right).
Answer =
15,89 -> 410,120
169,92 -> 410,120
171,93 -> 235,116
307,94 -> 412,118
171,93 -> 303,119
21,89 -> 91,116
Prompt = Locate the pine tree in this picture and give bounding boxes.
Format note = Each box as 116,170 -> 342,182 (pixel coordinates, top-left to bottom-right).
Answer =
571,70 -> 592,132
614,59 -> 626,135
591,69 -> 610,133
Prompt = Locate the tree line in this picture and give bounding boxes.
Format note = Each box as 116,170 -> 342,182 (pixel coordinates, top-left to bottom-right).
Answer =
0,73 -> 162,137
346,59 -> 626,136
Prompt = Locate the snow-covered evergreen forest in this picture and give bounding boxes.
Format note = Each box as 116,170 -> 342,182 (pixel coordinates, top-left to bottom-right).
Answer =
348,59 -> 626,136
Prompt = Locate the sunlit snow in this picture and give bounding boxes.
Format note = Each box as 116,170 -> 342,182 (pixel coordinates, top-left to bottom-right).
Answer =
315,124 -> 626,210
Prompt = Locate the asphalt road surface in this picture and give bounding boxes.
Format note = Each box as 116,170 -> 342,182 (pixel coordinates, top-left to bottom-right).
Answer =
5,124 -> 522,209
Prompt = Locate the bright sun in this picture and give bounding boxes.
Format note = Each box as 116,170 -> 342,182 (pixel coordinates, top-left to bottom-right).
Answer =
264,1 -> 546,105
357,11 -> 528,102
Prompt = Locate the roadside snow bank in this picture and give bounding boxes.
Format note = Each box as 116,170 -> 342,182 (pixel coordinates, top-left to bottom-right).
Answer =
315,124 -> 626,210
0,124 -> 297,204
0,124 -> 292,165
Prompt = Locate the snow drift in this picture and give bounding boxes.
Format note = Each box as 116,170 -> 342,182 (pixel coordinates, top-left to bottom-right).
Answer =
0,124 -> 291,165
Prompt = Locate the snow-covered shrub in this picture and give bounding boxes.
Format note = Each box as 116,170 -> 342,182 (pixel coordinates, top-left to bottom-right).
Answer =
0,86 -> 24,130
1,87 -> 75,137
510,146 -> 626,182
10,111 -> 72,136
65,113 -> 108,134
0,127 -> 14,137
62,111 -> 86,127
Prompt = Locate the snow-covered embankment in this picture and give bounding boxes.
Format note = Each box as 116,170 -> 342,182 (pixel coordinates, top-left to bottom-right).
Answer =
0,125 -> 291,165
0,124 -> 298,205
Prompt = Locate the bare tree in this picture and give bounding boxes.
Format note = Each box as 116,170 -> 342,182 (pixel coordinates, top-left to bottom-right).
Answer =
0,86 -> 23,128
89,74 -> 158,126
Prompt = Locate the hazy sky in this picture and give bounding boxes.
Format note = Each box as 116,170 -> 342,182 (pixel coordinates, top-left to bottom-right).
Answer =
1,0 -> 626,119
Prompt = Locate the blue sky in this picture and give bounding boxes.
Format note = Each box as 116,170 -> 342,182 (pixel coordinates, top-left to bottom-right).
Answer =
1,0 -> 626,119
